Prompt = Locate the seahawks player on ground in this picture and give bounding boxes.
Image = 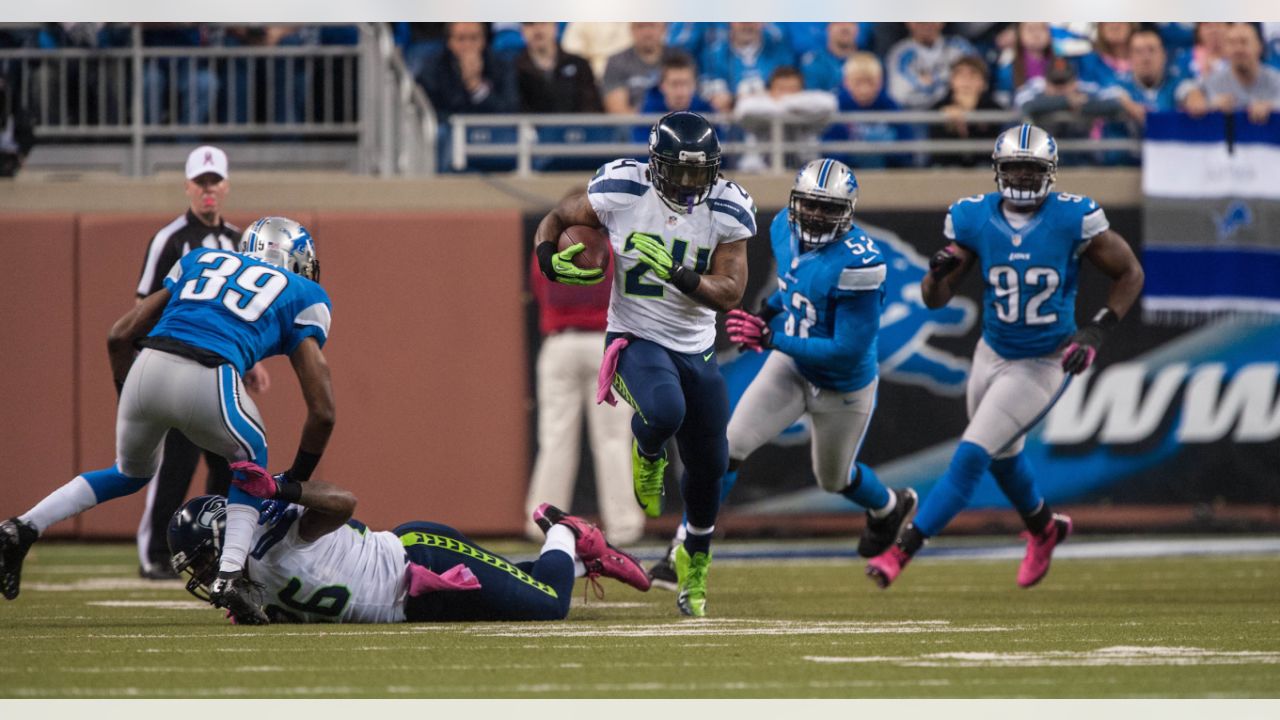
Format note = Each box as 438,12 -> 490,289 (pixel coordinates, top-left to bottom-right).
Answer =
168,463 -> 650,624
866,124 -> 1144,589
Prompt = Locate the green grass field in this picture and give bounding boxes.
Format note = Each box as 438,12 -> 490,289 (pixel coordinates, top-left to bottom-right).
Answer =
2,539 -> 1279,698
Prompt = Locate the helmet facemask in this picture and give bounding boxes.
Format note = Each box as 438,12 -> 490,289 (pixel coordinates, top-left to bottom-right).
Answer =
994,159 -> 1056,207
171,536 -> 221,602
789,191 -> 854,252
650,150 -> 720,214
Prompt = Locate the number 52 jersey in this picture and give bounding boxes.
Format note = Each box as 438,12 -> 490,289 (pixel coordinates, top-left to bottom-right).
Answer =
587,159 -> 757,353
148,247 -> 333,374
945,191 -> 1109,359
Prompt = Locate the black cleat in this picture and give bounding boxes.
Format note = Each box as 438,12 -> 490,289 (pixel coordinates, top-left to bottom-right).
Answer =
647,539 -> 680,592
139,560 -> 180,581
209,571 -> 270,625
858,488 -> 918,558
1,517 -> 38,600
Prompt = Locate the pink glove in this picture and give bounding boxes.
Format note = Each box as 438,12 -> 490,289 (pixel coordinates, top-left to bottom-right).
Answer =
726,309 -> 770,352
229,461 -> 279,499
596,336 -> 630,406
406,562 -> 482,597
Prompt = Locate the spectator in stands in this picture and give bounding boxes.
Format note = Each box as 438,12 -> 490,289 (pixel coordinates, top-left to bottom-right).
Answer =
667,23 -> 730,60
1017,57 -> 1125,163
631,54 -> 715,143
1186,23 -> 1280,124
782,23 -> 831,58
1078,22 -> 1136,89
1113,30 -> 1197,125
399,23 -> 448,80
601,23 -> 676,115
560,22 -> 631,81
801,22 -> 861,94
885,22 -> 977,109
143,24 -> 217,126
821,52 -> 905,169
734,65 -> 838,171
1172,22 -> 1229,83
929,56 -> 1003,167
418,22 -> 518,120
698,22 -> 796,113
994,22 -> 1056,108
515,22 -> 602,113
0,76 -> 35,177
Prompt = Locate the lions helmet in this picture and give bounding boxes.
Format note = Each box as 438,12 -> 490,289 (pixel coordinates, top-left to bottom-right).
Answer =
992,124 -> 1058,207
790,158 -> 858,251
167,495 -> 226,602
648,111 -> 721,213
240,216 -> 320,281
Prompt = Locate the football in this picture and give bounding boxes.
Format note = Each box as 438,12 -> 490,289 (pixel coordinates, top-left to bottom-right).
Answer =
558,225 -> 611,272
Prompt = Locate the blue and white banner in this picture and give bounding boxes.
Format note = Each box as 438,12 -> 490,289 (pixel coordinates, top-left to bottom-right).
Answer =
1142,112 -> 1280,321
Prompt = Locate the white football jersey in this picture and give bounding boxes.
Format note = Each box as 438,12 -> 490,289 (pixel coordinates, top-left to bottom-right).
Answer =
246,508 -> 408,623
587,159 -> 757,353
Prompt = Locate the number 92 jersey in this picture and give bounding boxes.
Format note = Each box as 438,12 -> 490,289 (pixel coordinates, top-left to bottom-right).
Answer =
946,192 -> 1108,359
587,159 -> 757,353
149,247 -> 333,374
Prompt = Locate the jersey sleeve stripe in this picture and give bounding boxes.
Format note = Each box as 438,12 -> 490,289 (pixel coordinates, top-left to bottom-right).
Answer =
294,303 -> 332,337
588,178 -> 648,197
708,198 -> 757,235
837,264 -> 887,291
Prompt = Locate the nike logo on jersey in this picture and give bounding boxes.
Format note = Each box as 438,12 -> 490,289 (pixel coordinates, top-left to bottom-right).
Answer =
862,256 -> 877,264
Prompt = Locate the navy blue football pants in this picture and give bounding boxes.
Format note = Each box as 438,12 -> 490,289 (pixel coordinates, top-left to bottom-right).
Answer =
395,521 -> 574,622
608,333 -> 730,532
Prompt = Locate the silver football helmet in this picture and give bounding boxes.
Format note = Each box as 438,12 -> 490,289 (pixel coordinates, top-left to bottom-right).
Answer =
789,158 -> 858,251
240,216 -> 320,282
992,123 -> 1058,207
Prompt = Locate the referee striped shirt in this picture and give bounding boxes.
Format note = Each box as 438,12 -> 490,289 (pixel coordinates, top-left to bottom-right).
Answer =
136,210 -> 241,297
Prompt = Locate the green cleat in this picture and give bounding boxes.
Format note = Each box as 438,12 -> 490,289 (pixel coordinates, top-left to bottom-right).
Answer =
674,543 -> 711,617
631,440 -> 667,518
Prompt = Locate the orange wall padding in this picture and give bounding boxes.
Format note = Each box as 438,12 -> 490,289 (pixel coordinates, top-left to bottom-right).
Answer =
0,210 -> 531,538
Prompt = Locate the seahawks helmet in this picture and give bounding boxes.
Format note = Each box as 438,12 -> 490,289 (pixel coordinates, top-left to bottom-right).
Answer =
648,111 -> 721,213
167,495 -> 226,602
992,124 -> 1058,207
790,158 -> 858,252
240,216 -> 320,281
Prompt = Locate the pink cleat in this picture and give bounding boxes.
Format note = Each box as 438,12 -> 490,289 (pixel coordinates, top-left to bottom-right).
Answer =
865,546 -> 912,589
533,503 -> 651,592
1017,513 -> 1072,588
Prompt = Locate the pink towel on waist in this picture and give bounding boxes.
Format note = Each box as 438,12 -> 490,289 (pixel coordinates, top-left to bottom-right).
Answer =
596,336 -> 630,406
406,562 -> 482,597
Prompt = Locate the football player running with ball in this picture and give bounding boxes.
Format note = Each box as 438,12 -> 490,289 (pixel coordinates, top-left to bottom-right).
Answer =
533,111 -> 756,617
651,159 -> 917,587
866,124 -> 1144,589
1,217 -> 334,624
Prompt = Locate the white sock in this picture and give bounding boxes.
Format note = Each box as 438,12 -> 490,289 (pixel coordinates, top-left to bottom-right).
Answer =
541,525 -> 586,578
20,476 -> 98,534
868,490 -> 897,519
674,523 -> 688,543
218,503 -> 259,573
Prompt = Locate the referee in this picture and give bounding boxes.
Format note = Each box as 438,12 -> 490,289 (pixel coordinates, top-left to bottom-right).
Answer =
133,145 -> 271,579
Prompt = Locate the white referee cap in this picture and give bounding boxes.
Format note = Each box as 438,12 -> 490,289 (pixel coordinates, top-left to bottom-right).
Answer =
185,145 -> 228,180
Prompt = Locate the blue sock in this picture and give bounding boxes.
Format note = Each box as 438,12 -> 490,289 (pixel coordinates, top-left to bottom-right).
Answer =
82,465 -> 150,503
838,463 -> 890,510
913,441 -> 991,537
989,453 -> 1043,516
530,549 -> 576,619
681,469 -> 738,529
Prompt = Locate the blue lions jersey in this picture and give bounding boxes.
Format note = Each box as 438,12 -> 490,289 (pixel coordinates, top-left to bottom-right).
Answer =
946,192 -> 1109,359
149,247 -> 332,374
764,209 -> 886,392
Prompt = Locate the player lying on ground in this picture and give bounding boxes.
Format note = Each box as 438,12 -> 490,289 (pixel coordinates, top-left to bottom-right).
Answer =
2,217 -> 334,624
648,159 -> 917,589
167,463 -> 650,623
533,111 -> 756,617
866,124 -> 1144,589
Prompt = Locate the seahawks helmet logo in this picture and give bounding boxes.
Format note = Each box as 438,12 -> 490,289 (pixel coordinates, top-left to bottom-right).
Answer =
196,497 -> 226,529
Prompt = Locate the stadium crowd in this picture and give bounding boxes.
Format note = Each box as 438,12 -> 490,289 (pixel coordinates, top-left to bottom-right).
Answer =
3,22 -> 1279,171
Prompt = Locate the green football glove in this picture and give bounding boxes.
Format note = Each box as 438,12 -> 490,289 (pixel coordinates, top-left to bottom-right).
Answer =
629,232 -> 701,294
536,242 -> 604,286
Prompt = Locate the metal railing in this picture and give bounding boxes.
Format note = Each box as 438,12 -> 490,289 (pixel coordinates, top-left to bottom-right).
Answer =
0,23 -> 437,176
448,109 -> 1143,175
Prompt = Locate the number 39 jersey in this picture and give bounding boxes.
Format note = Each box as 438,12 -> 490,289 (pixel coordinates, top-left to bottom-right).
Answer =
587,159 -> 757,353
247,507 -> 410,623
149,247 -> 332,374
946,192 -> 1109,359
